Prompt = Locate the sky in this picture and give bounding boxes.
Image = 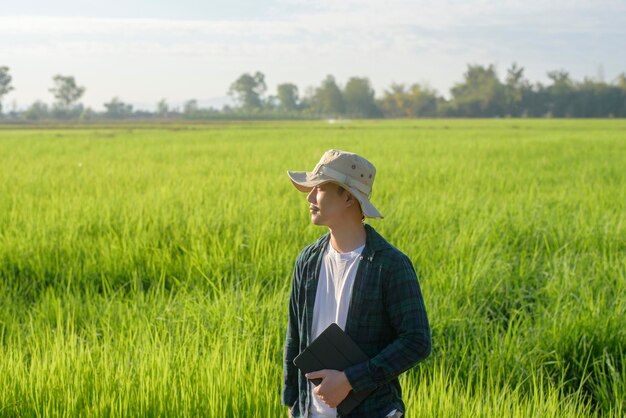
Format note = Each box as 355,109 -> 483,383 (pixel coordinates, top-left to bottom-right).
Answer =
1,0 -> 625,111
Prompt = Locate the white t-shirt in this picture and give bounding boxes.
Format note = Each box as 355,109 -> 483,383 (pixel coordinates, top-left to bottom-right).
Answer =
308,241 -> 399,418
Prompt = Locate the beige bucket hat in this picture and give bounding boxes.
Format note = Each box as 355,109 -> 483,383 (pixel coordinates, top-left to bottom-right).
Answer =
287,149 -> 383,219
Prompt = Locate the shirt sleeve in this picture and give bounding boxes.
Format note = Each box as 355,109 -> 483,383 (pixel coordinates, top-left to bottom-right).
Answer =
281,253 -> 302,407
343,253 -> 431,393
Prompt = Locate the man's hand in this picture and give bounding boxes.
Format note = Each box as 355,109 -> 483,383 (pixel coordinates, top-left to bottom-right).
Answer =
305,369 -> 353,408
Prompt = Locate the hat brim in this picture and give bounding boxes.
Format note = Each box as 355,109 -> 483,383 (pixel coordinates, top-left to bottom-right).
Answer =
287,170 -> 384,219
352,189 -> 384,219
287,170 -> 326,193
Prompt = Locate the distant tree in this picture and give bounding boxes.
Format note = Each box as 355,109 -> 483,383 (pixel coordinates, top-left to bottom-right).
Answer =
24,100 -> 50,121
449,64 -> 505,117
264,95 -> 279,110
504,62 -> 530,117
545,70 -> 575,117
378,83 -> 412,117
617,73 -> 626,91
379,83 -> 439,117
312,75 -> 345,116
156,99 -> 169,117
49,75 -> 85,109
411,84 -> 440,117
616,73 -> 626,117
570,77 -> 626,117
276,83 -> 299,111
343,77 -> 382,118
79,107 -> 96,121
228,71 -> 267,110
298,86 -> 316,112
103,97 -> 133,118
0,66 -> 14,114
183,99 -> 199,116
406,84 -> 439,117
523,82 -> 549,117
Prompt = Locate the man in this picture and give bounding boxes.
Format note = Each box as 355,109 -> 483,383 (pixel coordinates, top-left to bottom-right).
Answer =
282,149 -> 431,418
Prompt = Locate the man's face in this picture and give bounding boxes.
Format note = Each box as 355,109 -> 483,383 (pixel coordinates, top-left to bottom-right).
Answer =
306,182 -> 349,227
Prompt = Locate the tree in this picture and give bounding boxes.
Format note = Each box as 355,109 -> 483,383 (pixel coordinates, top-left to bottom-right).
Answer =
276,83 -> 299,111
103,97 -> 133,118
312,75 -> 345,116
545,70 -> 574,117
523,82 -> 549,117
409,84 -> 440,117
449,64 -> 505,117
379,83 -> 412,117
343,77 -> 382,118
298,86 -> 316,112
24,101 -> 49,121
616,73 -> 626,117
379,83 -> 439,117
569,77 -> 626,117
504,62 -> 529,117
156,99 -> 169,117
0,66 -> 14,114
80,107 -> 96,121
616,73 -> 626,91
183,99 -> 199,116
228,71 -> 267,110
49,75 -> 85,109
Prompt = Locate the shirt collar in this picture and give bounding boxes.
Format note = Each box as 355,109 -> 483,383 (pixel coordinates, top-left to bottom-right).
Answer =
312,223 -> 387,258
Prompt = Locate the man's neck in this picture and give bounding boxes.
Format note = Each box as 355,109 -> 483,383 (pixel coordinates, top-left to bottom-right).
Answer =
328,221 -> 366,253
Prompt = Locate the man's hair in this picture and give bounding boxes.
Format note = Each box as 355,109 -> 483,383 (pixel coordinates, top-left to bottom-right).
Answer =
336,184 -> 365,221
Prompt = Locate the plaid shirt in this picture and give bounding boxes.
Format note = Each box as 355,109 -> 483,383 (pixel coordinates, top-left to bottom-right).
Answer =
282,223 -> 431,418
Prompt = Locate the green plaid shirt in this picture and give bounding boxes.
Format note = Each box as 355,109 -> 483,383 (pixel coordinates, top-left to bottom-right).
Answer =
282,223 -> 431,418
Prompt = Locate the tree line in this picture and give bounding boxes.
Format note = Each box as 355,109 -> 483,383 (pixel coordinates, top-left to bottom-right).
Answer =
1,63 -> 626,121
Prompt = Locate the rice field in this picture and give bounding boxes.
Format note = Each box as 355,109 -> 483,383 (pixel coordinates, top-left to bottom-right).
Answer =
0,119 -> 624,417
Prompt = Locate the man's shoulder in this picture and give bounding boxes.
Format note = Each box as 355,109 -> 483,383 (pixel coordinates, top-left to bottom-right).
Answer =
372,240 -> 412,271
294,232 -> 330,267
365,224 -> 412,267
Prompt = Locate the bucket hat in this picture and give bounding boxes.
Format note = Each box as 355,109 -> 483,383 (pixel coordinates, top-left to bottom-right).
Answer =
287,149 -> 383,219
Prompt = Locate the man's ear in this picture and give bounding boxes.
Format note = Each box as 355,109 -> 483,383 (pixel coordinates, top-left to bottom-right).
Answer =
344,192 -> 356,208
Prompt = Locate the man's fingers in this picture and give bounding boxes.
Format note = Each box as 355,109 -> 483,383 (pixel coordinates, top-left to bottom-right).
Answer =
305,369 -> 327,379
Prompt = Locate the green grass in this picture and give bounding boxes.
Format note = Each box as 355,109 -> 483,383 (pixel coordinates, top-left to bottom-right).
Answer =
0,119 -> 624,417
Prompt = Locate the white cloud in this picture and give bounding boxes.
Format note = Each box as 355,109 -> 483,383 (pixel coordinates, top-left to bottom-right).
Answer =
1,0 -> 624,107
0,16 -> 303,36
1,0 -> 624,58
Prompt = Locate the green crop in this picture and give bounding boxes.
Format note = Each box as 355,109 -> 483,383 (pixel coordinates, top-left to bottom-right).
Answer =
0,119 -> 624,417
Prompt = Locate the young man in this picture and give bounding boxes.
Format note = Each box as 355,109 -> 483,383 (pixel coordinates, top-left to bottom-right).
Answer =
282,149 -> 431,418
